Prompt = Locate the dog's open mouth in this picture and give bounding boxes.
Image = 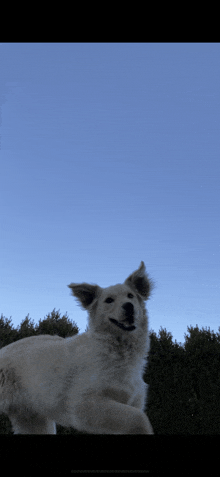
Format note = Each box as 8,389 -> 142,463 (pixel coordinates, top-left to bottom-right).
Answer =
109,318 -> 136,332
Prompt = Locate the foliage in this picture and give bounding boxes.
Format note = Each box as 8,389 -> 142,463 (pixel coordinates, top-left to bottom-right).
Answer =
0,309 -> 79,347
145,324 -> 220,434
36,308 -> 79,338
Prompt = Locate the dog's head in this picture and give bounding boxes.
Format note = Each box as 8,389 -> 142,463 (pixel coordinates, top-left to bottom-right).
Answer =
68,262 -> 154,338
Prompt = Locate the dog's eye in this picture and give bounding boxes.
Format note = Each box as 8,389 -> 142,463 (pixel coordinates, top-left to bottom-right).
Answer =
105,297 -> 114,303
127,293 -> 134,299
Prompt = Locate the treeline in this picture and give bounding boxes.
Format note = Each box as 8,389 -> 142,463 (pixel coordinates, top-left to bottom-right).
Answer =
0,310 -> 220,434
145,325 -> 220,434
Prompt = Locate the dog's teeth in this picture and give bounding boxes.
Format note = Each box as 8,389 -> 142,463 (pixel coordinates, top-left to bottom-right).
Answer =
109,318 -> 135,332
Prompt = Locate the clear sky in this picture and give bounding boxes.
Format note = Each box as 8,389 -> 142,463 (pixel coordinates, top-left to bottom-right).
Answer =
0,43 -> 219,346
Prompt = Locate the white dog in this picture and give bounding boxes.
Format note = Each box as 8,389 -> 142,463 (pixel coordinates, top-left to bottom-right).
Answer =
0,262 -> 154,434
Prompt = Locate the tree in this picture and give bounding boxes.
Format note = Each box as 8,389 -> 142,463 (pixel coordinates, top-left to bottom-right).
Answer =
0,314 -> 17,347
146,327 -> 192,434
35,308 -> 79,338
183,325 -> 220,434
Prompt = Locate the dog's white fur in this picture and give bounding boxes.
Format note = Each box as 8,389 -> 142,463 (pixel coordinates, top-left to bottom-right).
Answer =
0,262 -> 153,434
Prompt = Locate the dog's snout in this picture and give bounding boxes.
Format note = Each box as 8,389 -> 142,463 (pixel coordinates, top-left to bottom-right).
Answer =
122,302 -> 134,324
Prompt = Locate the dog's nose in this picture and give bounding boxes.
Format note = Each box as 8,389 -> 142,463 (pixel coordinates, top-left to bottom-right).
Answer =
122,302 -> 134,324
122,302 -> 134,315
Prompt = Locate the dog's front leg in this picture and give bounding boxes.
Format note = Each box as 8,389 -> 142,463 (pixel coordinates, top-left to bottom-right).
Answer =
75,397 -> 153,434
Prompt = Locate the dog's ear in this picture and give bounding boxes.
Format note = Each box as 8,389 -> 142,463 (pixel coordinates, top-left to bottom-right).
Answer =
124,261 -> 154,300
68,283 -> 101,309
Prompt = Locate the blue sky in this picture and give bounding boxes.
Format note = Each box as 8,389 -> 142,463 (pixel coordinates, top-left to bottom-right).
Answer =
0,43 -> 219,346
